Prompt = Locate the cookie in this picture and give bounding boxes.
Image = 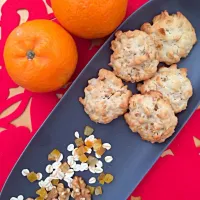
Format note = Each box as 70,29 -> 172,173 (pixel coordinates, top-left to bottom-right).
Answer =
137,64 -> 193,113
124,91 -> 178,143
109,30 -> 159,82
141,11 -> 197,65
79,69 -> 132,124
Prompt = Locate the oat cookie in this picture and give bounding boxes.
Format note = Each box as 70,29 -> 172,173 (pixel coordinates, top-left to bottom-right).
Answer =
124,91 -> 178,143
79,69 -> 132,124
141,11 -> 197,65
137,64 -> 193,113
109,30 -> 159,82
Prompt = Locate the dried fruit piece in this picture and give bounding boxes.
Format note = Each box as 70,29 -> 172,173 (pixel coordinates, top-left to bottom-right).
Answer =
76,146 -> 87,156
87,185 -> 95,195
93,139 -> 102,151
79,154 -> 88,163
27,172 -> 38,183
36,188 -> 47,198
84,126 -> 94,136
35,197 -> 44,200
75,137 -> 84,147
60,162 -> 70,173
96,147 -> 106,156
87,156 -> 98,167
85,140 -> 94,148
52,179 -> 59,186
48,149 -> 61,161
95,186 -> 103,196
104,174 -> 114,184
98,173 -> 106,185
161,149 -> 174,158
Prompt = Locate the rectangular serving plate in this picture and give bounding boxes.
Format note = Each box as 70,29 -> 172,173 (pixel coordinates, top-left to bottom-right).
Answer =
1,0 -> 200,199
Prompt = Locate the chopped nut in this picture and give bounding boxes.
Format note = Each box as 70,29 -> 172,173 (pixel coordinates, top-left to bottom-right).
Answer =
27,172 -> 38,183
131,196 -> 142,200
193,136 -> 200,148
104,174 -> 114,184
95,186 -> 103,196
36,188 -> 48,198
56,183 -> 70,200
75,138 -> 84,147
161,149 -> 174,157
46,188 -> 58,200
72,176 -> 91,200
84,126 -> 94,136
60,162 -> 70,173
48,149 -> 61,161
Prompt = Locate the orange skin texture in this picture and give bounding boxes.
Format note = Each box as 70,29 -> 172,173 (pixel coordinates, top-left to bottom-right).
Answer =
4,20 -> 78,93
50,0 -> 128,39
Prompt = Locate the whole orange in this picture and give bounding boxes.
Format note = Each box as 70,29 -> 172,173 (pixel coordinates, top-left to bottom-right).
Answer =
4,20 -> 78,93
50,0 -> 128,39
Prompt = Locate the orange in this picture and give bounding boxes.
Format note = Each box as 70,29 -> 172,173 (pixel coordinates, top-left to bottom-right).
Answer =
3,20 -> 78,93
50,0 -> 128,39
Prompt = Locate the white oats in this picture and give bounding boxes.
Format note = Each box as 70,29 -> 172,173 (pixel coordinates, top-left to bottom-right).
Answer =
74,164 -> 81,172
44,177 -> 53,187
68,158 -> 75,167
94,167 -> 103,174
45,164 -> 53,173
65,169 -> 74,178
10,198 -> 18,200
96,160 -> 103,168
89,177 -> 96,184
75,131 -> 80,138
58,153 -> 64,162
87,148 -> 92,154
17,195 -> 24,200
70,161 -> 77,169
105,156 -> 113,163
95,153 -> 101,159
21,169 -> 29,176
89,166 -> 95,174
67,144 -> 75,152
52,161 -> 62,170
38,180 -> 44,188
80,163 -> 88,171
102,143 -> 111,150
37,173 -> 43,181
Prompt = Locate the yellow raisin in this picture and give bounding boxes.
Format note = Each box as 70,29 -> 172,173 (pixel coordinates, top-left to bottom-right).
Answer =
75,138 -> 84,147
98,173 -> 106,185
76,146 -> 87,156
93,139 -> 102,151
85,140 -> 93,148
60,162 -> 69,173
95,186 -> 103,195
84,126 -> 94,136
104,174 -> 114,184
48,149 -> 61,161
52,179 -> 59,186
96,147 -> 106,156
87,156 -> 98,167
36,188 -> 47,198
87,185 -> 95,195
79,154 -> 88,163
27,172 -> 38,183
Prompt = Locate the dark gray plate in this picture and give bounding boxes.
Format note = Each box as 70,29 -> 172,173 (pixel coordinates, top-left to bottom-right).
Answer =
1,0 -> 200,199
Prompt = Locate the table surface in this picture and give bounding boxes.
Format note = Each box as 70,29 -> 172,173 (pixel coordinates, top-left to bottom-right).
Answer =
0,0 -> 200,199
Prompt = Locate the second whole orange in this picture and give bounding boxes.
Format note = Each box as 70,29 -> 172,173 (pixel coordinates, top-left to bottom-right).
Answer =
50,0 -> 128,39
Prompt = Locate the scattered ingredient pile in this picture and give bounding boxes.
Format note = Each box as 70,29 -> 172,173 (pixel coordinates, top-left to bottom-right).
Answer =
10,126 -> 114,200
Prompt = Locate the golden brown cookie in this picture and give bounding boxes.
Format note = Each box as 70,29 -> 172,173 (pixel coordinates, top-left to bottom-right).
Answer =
124,91 -> 178,143
109,30 -> 159,82
79,69 -> 132,124
137,64 -> 193,113
141,11 -> 197,65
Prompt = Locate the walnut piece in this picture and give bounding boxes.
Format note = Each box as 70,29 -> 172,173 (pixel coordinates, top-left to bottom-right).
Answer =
71,176 -> 91,200
57,183 -> 70,200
